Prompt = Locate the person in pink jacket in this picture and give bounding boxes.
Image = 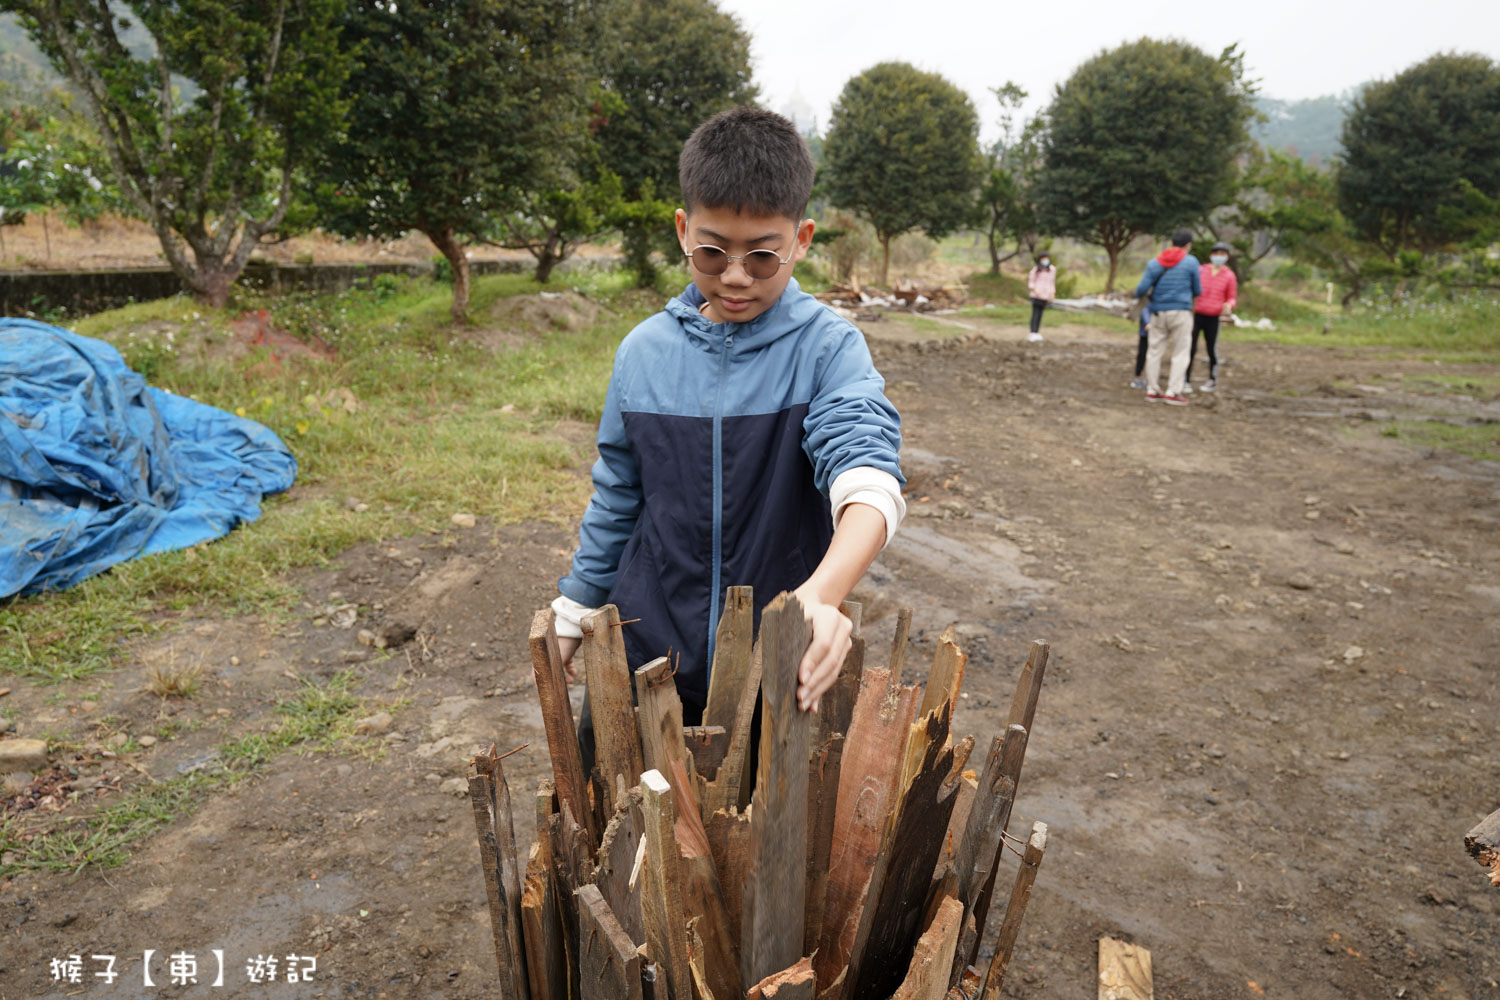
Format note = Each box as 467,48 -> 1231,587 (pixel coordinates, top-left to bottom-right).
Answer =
1026,252 -> 1056,342
1187,241 -> 1237,391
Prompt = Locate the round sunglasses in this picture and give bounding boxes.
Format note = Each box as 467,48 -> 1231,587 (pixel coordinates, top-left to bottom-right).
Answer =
683,243 -> 795,280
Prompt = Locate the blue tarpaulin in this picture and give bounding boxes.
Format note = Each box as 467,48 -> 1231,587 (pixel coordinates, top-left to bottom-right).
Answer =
1,318 -> 297,598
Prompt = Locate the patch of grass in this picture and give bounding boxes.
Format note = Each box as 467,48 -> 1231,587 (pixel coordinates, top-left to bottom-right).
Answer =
1235,284 -> 1323,325
963,302 -> 1133,333
1397,372 -> 1500,399
3,269 -> 657,682
1379,420 -> 1500,462
1230,292 -> 1500,361
964,271 -> 1028,303
0,671 -> 378,876
145,661 -> 203,698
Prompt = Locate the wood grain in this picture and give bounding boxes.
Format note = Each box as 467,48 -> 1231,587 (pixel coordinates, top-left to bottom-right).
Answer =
576,883 -> 643,1000
891,894 -> 964,1000
1097,936 -> 1153,1000
468,746 -> 530,1000
747,955 -> 815,999
530,608 -> 596,848
581,604 -> 644,816
704,585 -> 755,731
640,769 -> 691,1000
981,821 -> 1048,1000
593,786 -> 645,947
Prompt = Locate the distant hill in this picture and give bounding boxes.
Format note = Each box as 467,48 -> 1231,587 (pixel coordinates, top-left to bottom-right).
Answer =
1253,89 -> 1364,167
0,14 -> 61,89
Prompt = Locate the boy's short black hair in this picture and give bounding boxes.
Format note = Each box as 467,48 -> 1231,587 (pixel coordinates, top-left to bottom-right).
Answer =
1171,228 -> 1194,247
679,106 -> 815,220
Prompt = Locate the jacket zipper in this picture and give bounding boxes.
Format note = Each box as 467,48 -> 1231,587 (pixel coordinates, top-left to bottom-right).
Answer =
707,330 -> 731,669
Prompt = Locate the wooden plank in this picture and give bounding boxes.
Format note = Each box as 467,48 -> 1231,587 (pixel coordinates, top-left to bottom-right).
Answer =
946,967 -> 982,1000
980,821 -> 1048,1000
682,725 -> 728,780
594,786 -> 646,947
636,657 -> 688,781
639,769 -> 691,1000
531,608 -> 597,848
846,694 -> 965,1000
704,631 -> 763,815
746,955 -> 815,1000
522,842 -> 568,1000
803,732 -> 845,955
891,894 -> 964,1000
937,771 -> 978,882
813,667 -> 920,994
888,607 -> 913,684
743,592 -> 814,990
577,883 -> 644,1000
1465,807 -> 1500,886
819,617 -> 865,742
952,725 -> 1028,974
1098,937 -> 1153,1000
704,807 -> 753,945
704,585 -> 754,731
468,746 -> 530,1000
1006,640 -> 1049,737
667,758 -> 740,1000
582,605 -> 645,816
918,627 -> 967,722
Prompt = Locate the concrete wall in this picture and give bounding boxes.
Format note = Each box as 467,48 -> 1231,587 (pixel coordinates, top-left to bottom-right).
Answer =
0,254 -> 617,318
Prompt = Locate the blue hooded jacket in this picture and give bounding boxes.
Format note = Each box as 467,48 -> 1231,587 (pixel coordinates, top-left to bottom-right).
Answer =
1133,251 -> 1202,312
558,278 -> 903,708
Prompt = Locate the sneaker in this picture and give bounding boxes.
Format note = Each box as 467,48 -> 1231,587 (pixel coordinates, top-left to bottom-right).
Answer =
1027,332 -> 1043,342
1182,384 -> 1194,394
1130,378 -> 1146,389
1161,393 -> 1189,406
1146,390 -> 1164,402
1202,379 -> 1217,392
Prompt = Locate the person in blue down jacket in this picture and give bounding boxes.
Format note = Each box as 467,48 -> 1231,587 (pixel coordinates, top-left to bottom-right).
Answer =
550,107 -> 906,743
1132,228 -> 1202,405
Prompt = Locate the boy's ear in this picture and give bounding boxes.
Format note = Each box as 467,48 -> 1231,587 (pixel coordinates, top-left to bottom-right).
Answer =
794,218 -> 815,261
674,208 -> 689,250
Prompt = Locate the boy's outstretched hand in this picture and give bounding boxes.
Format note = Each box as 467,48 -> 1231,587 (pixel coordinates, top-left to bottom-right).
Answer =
556,635 -> 581,683
792,501 -> 886,713
792,590 -> 854,713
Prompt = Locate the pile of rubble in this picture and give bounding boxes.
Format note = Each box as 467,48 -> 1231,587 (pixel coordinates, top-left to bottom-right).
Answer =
817,280 -> 967,322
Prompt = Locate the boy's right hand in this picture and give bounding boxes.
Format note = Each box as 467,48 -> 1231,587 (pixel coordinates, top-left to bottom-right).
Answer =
557,635 -> 581,682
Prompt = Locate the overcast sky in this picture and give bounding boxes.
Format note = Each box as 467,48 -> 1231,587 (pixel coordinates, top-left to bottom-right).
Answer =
717,0 -> 1498,141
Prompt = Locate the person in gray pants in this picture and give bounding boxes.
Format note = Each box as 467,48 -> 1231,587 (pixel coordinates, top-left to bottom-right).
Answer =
1132,228 -> 1202,405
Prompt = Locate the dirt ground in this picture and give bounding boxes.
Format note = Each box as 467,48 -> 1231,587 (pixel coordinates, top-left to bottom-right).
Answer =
2,310 -> 1498,999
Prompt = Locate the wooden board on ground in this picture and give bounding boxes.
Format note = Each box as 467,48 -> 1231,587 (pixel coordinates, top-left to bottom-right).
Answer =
743,592 -> 814,989
747,955 -> 815,999
581,605 -> 644,816
576,884 -> 643,1000
1097,936 -> 1153,1000
530,609 -> 596,848
891,894 -> 963,1000
468,746 -> 530,1000
814,667 -> 920,993
1466,807 -> 1500,887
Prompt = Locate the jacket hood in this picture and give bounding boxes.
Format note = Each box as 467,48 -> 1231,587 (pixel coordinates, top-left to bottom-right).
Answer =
1156,247 -> 1189,268
664,278 -> 826,355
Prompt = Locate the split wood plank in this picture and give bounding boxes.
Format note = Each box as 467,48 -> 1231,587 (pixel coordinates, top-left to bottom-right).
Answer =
1098,937 -> 1153,1000
743,591 -> 814,989
531,608 -> 597,848
668,758 -> 740,1000
891,894 -> 964,1000
704,585 -> 755,731
640,769 -> 691,1000
522,842 -> 568,1000
636,657 -> 688,783
747,955 -> 816,1000
576,883 -> 644,1000
594,786 -> 646,947
936,771 -> 978,882
813,667 -> 920,993
803,732 -> 845,955
952,724 -> 1029,974
980,821 -> 1048,1000
468,746 -> 530,1000
683,725 -> 729,780
819,605 -> 865,742
707,634 -> 764,815
945,967 -> 982,1000
553,796 -> 593,1000
641,961 -> 661,1000
846,697 -> 964,1000
1006,640 -> 1049,738
1465,807 -> 1500,887
704,807 -> 753,945
889,607 -> 913,684
582,605 -> 644,816
918,627 -> 968,720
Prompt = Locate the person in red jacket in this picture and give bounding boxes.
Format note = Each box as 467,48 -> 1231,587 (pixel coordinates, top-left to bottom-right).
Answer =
1188,241 -> 1237,391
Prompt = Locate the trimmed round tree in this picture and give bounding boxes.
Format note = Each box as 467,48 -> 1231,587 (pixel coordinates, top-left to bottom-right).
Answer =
1034,39 -> 1257,291
823,62 -> 983,287
1338,52 -> 1500,257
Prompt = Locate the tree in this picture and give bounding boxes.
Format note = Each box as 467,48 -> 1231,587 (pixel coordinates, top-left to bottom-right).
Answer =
1337,52 -> 1500,258
593,0 -> 755,285
3,0 -> 354,305
977,82 -> 1041,275
1034,39 -> 1258,291
314,0 -> 593,318
823,62 -> 982,287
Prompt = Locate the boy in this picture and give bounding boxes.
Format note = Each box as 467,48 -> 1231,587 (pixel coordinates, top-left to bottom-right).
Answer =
550,107 -> 905,726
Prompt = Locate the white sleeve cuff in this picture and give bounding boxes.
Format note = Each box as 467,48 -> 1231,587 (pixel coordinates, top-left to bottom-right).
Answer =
830,466 -> 906,548
550,594 -> 597,640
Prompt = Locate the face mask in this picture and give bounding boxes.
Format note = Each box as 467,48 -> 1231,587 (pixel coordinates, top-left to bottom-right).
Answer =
1039,259 -> 1050,268
1211,255 -> 1228,265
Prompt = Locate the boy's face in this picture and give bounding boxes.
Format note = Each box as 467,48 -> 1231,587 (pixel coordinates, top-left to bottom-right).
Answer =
676,206 -> 814,324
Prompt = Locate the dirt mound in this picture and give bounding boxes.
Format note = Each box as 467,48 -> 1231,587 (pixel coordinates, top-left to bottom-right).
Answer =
474,290 -> 601,352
